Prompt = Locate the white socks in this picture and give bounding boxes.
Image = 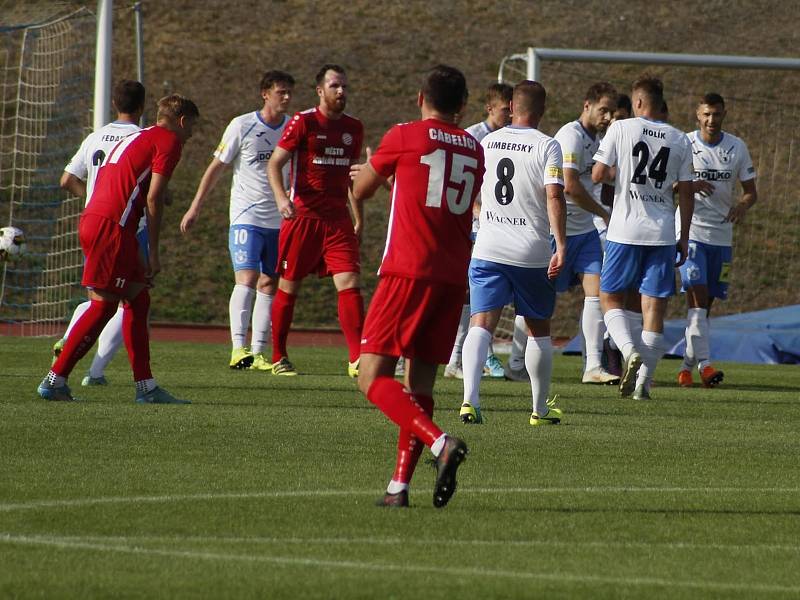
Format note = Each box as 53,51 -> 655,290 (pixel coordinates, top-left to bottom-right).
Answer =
582,297 -> 604,371
604,308 -> 636,360
683,307 -> 709,371
229,284 -> 255,349
462,326 -> 492,409
135,378 -> 157,394
88,306 -> 124,378
64,300 -> 91,339
636,330 -> 665,389
448,304 -> 471,366
509,315 -> 528,369
525,336 -> 553,415
250,291 -> 273,355
387,480 -> 409,494
430,433 -> 447,457
625,310 -> 643,350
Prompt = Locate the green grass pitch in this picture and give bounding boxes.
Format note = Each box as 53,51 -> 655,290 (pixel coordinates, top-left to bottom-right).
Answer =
1,336 -> 799,599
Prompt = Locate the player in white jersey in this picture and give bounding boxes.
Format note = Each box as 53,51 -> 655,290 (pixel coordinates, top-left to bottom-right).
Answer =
676,93 -> 757,389
459,81 -> 567,426
181,70 -> 294,371
505,83 -> 619,386
442,83 -> 513,381
592,75 -> 694,400
52,80 -> 145,386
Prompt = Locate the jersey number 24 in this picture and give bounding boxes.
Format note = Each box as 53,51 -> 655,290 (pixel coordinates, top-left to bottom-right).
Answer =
420,149 -> 478,215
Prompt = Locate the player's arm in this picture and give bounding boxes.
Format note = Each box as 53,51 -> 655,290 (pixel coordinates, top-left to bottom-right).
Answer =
563,167 -> 609,225
268,146 -> 295,219
725,178 -> 757,224
600,183 -> 614,208
60,172 -> 86,199
546,183 -> 567,280
352,160 -> 388,202
145,172 -> 170,282
675,180 -> 694,267
180,157 -> 228,233
591,162 -> 615,185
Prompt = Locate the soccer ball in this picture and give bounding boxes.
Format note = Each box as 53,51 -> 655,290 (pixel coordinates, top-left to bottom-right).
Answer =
0,226 -> 27,261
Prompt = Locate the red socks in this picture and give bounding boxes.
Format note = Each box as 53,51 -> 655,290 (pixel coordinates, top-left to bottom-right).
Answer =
122,288 -> 152,381
52,299 -> 118,377
392,394 -> 434,484
271,288 -> 296,363
367,377 -> 443,448
337,287 -> 364,363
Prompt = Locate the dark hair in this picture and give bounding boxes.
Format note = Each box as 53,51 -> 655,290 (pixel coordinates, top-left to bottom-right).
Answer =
486,82 -> 513,104
315,64 -> 346,85
260,70 -> 295,91
156,94 -> 200,121
112,79 -> 145,114
512,80 -> 546,116
616,93 -> 632,114
585,81 -> 617,104
422,64 -> 468,114
699,92 -> 725,109
632,74 -> 664,106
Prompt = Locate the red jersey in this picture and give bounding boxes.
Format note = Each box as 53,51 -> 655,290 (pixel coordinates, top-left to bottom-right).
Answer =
84,125 -> 182,234
278,107 -> 363,220
369,118 -> 484,286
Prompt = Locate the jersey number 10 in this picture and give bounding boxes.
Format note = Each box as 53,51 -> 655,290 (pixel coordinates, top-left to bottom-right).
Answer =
420,149 -> 478,215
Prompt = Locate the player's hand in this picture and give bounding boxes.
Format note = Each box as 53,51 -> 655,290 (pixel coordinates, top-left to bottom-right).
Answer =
724,201 -> 749,224
675,239 -> 688,267
180,207 -> 198,233
547,248 -> 565,280
353,220 -> 363,243
601,210 -> 610,227
146,255 -> 161,285
277,196 -> 295,220
693,180 -> 715,197
349,146 -> 372,181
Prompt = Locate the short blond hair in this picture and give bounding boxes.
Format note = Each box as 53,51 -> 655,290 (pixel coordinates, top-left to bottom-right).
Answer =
156,94 -> 199,122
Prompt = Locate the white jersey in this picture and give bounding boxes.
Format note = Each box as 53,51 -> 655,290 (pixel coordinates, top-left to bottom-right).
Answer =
65,120 -> 141,206
473,126 -> 564,268
594,117 -> 693,246
676,130 -> 755,246
554,120 -> 605,236
465,120 -> 494,143
214,111 -> 288,229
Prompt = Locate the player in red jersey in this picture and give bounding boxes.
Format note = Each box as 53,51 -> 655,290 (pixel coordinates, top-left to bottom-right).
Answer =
351,65 -> 484,508
37,94 -> 199,403
266,64 -> 365,377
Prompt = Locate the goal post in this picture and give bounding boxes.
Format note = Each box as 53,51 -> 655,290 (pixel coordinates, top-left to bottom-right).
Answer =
494,47 -> 800,341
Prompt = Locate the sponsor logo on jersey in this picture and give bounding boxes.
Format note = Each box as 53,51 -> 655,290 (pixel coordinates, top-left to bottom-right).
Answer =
695,169 -> 732,181
628,190 -> 666,203
563,152 -> 578,164
545,166 -> 563,179
216,142 -> 227,153
341,133 -> 352,145
249,151 -> 273,164
484,210 -> 527,226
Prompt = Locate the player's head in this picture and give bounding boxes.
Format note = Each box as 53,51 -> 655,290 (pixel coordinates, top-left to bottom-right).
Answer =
697,92 -> 726,138
112,79 -> 145,117
631,74 -> 664,116
156,94 -> 199,143
484,83 -> 513,129
260,70 -> 295,115
315,64 -> 348,115
419,64 -> 468,119
510,80 -> 546,124
612,93 -> 632,122
582,81 -> 617,134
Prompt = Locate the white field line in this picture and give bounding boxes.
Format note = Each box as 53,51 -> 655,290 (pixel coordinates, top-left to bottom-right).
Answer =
1,486 -> 798,513
17,533 -> 800,554
0,533 -> 798,595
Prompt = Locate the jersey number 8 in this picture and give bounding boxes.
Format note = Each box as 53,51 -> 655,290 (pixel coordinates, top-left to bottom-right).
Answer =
420,149 -> 478,215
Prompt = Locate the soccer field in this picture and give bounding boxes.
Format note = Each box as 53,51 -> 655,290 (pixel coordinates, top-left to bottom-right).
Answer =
1,337 -> 799,599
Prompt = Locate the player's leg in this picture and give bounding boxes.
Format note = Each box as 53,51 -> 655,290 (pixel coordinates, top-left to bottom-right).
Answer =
53,298 -> 91,361
445,289 -> 470,379
332,271 -> 364,376
504,315 -> 529,381
228,225 -> 263,369
600,242 -> 644,396
250,227 -> 280,371
83,305 -> 124,385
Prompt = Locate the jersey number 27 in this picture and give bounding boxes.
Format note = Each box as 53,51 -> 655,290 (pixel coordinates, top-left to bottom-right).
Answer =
420,149 -> 478,215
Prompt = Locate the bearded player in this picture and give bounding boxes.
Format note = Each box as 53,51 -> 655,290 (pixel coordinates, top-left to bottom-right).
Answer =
267,65 -> 364,377
37,95 -> 199,403
351,65 -> 484,508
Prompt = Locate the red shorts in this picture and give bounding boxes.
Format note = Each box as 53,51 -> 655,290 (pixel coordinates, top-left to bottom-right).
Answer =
361,274 -> 465,364
79,213 -> 144,294
278,216 -> 360,280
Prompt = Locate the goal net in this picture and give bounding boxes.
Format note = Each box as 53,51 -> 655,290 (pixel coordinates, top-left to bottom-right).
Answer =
495,50 -> 800,340
0,8 -> 95,336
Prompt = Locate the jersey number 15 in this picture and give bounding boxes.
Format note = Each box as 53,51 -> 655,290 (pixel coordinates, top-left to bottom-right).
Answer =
420,149 -> 478,215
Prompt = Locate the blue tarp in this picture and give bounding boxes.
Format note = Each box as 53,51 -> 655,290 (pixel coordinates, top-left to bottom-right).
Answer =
562,304 -> 800,365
